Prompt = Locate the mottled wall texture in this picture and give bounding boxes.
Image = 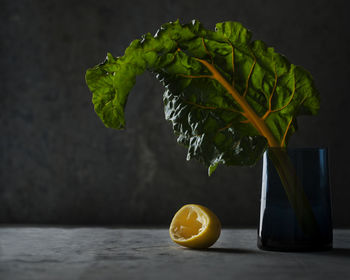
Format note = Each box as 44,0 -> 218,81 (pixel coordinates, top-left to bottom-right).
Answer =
1,0 -> 350,226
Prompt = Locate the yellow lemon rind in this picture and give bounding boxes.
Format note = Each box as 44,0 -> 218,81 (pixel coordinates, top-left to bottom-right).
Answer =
169,204 -> 221,249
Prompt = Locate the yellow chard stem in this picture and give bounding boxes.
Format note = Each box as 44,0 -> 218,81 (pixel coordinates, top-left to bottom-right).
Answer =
197,58 -> 280,147
268,148 -> 319,236
198,58 -> 319,236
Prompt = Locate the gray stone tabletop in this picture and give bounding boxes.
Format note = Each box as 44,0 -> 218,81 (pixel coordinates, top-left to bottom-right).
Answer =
0,227 -> 349,280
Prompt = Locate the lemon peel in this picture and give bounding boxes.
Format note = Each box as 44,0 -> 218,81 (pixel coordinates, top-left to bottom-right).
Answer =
169,204 -> 221,249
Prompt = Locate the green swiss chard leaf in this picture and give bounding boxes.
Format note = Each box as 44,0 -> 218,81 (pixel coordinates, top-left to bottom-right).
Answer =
85,20 -> 320,175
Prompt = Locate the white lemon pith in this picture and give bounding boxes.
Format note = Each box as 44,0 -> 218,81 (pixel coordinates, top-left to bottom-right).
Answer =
169,204 -> 221,249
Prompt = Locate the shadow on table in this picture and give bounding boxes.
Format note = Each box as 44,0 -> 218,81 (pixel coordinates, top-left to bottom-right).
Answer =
205,247 -> 350,256
205,247 -> 257,254
318,248 -> 350,258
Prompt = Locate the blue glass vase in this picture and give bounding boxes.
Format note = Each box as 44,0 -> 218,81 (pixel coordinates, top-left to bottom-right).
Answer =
258,148 -> 333,251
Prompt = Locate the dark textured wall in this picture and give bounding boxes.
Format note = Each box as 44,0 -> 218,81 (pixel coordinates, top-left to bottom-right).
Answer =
1,0 -> 350,226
